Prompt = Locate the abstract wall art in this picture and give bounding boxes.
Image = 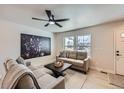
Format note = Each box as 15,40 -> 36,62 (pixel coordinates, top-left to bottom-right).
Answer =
21,33 -> 51,59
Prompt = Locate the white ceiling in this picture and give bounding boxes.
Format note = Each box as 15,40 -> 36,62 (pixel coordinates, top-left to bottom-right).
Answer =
0,4 -> 124,33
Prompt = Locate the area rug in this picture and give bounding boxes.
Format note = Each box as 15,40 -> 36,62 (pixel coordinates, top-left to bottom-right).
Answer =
64,69 -> 87,89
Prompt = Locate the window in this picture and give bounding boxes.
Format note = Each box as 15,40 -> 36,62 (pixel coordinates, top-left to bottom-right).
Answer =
76,35 -> 91,50
64,34 -> 91,56
64,36 -> 74,50
76,35 -> 91,56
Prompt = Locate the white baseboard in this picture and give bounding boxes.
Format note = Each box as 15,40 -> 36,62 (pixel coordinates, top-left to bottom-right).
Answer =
90,66 -> 114,74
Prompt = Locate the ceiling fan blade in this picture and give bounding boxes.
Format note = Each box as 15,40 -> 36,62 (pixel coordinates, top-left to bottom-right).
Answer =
55,22 -> 62,27
32,17 -> 48,21
55,18 -> 69,22
44,23 -> 49,27
45,10 -> 52,20
51,15 -> 55,21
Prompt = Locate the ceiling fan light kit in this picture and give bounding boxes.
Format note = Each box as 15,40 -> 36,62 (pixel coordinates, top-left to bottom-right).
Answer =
49,21 -> 55,24
32,10 -> 69,27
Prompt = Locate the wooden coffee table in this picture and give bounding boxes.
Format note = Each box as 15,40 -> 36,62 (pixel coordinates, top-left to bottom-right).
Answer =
44,62 -> 72,78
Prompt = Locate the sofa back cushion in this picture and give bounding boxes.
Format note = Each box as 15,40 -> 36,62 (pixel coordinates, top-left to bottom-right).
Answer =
77,51 -> 87,60
66,51 -> 70,58
68,51 -> 77,59
59,51 -> 67,58
4,59 -> 18,71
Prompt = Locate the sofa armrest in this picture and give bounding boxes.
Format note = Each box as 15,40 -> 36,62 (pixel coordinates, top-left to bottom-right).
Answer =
83,56 -> 90,73
84,56 -> 90,62
45,76 -> 65,89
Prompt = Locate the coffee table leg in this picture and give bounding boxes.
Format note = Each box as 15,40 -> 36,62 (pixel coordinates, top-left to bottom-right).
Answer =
52,71 -> 64,78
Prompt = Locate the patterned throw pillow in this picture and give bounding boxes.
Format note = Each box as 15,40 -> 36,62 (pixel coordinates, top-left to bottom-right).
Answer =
16,57 -> 26,65
59,51 -> 66,58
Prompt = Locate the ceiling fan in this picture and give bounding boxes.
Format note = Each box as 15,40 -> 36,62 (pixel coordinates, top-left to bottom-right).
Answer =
32,10 -> 69,27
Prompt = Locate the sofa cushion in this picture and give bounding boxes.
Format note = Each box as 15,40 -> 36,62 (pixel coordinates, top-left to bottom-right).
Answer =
58,57 -> 68,61
64,58 -> 84,67
29,65 -> 53,75
33,69 -> 47,79
77,51 -> 87,60
36,65 -> 53,75
68,51 -> 77,59
37,74 -> 57,89
65,51 -> 70,58
58,57 -> 84,67
73,59 -> 84,67
28,65 -> 38,71
59,51 -> 67,58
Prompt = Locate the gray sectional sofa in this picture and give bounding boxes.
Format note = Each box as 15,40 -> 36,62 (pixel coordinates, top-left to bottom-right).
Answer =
28,65 -> 65,89
2,59 -> 65,89
57,50 -> 90,74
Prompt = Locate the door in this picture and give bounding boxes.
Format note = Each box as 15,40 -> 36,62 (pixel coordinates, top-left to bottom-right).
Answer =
115,30 -> 124,75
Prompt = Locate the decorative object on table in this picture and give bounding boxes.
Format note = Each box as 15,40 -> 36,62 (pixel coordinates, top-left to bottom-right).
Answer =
54,61 -> 64,68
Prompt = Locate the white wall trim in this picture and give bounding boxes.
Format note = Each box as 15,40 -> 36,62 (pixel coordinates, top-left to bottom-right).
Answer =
113,30 -> 116,74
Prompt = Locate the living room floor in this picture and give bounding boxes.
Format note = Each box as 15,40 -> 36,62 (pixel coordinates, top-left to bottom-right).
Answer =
64,69 -> 121,89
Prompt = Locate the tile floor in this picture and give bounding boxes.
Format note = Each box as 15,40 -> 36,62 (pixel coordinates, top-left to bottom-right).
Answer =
65,69 -> 121,89
82,70 -> 121,89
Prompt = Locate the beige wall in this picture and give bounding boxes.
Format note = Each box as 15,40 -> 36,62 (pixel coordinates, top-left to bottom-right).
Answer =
0,19 -> 56,82
55,21 -> 124,73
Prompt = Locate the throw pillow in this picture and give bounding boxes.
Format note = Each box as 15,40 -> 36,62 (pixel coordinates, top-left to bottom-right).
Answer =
68,51 -> 77,59
77,51 -> 87,60
59,51 -> 66,58
16,57 -> 26,65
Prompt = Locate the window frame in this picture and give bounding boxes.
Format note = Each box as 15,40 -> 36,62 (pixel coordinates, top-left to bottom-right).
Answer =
76,34 -> 91,51
63,33 -> 92,57
64,36 -> 75,50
